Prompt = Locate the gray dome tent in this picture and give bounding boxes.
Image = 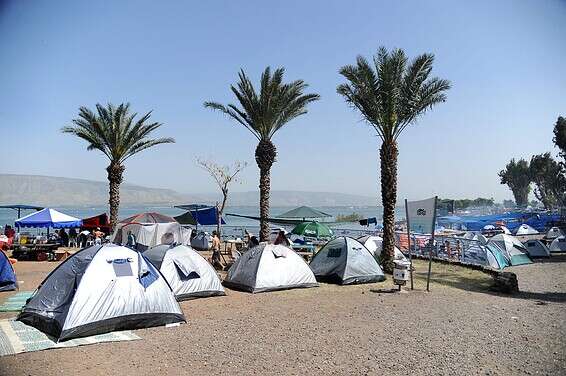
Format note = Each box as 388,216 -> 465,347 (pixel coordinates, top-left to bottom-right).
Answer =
522,239 -> 550,258
309,237 -> 385,285
549,236 -> 566,253
144,244 -> 225,300
223,243 -> 318,293
18,244 -> 185,341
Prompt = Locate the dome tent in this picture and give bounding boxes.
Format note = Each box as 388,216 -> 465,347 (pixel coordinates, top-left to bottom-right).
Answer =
309,237 -> 385,285
144,244 -> 225,300
523,239 -> 551,258
488,234 -> 532,266
549,236 -> 566,253
357,235 -> 407,262
0,251 -> 17,291
18,244 -> 185,341
546,227 -> 564,240
223,244 -> 318,293
515,224 -> 539,236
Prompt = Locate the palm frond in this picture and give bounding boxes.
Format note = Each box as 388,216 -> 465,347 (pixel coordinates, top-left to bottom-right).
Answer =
204,66 -> 319,141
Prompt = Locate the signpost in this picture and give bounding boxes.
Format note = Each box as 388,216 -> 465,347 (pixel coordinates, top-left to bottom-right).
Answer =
405,196 -> 438,292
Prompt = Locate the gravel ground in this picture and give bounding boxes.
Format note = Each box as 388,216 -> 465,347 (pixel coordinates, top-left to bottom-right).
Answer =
0,256 -> 564,376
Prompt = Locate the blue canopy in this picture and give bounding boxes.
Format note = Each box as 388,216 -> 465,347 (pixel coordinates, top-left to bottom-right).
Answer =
189,207 -> 225,226
15,208 -> 82,229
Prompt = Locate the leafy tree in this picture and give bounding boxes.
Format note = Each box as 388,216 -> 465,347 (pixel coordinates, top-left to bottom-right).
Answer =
337,47 -> 450,271
498,158 -> 531,207
205,67 -> 320,241
196,158 -> 247,235
530,153 -> 566,209
62,103 -> 174,231
553,116 -> 566,165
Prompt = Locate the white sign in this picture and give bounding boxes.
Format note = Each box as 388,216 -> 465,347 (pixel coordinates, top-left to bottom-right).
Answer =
406,197 -> 437,234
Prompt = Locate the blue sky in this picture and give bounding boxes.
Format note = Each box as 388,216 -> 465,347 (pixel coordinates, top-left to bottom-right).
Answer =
1,0 -> 565,202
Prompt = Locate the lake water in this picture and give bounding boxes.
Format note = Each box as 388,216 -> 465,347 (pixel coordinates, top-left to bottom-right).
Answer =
1,205 -> 406,238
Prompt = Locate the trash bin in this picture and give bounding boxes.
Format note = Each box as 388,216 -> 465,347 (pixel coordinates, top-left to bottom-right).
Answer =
393,260 -> 410,286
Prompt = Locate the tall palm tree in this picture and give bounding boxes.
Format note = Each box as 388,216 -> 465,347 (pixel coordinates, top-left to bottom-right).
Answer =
205,67 -> 320,241
62,103 -> 174,231
337,47 -> 450,272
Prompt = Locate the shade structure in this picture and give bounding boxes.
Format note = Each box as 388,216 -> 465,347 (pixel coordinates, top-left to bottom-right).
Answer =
309,237 -> 385,285
120,212 -> 177,224
291,221 -> 333,239
223,244 -> 318,293
81,213 -> 111,233
144,244 -> 225,300
18,244 -> 185,341
0,204 -> 43,219
277,206 -> 331,219
15,208 -> 82,229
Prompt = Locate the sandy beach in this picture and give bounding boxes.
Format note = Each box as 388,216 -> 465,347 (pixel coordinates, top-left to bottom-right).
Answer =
0,257 -> 564,376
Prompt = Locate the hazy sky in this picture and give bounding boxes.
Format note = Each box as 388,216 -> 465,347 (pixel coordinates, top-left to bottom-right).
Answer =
1,0 -> 565,202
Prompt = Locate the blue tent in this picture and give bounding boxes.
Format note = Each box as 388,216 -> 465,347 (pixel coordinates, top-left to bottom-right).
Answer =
15,208 -> 82,229
0,251 -> 17,291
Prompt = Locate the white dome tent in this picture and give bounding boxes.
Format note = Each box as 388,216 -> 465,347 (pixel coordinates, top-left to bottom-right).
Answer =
515,224 -> 539,236
357,235 -> 407,262
546,227 -> 564,240
309,237 -> 385,285
18,244 -> 185,341
223,244 -> 318,293
144,244 -> 225,300
549,236 -> 566,253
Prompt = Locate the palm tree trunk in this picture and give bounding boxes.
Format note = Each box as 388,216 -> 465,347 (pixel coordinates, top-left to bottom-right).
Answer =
380,140 -> 398,273
259,167 -> 271,241
107,163 -> 125,233
255,140 -> 277,242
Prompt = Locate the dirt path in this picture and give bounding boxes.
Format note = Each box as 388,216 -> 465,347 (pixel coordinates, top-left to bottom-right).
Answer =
0,258 -> 564,375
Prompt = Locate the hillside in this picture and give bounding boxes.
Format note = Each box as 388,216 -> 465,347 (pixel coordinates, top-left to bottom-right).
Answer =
0,174 -> 376,207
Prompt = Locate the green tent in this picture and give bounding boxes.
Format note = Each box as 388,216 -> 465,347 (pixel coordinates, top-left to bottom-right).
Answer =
291,221 -> 333,239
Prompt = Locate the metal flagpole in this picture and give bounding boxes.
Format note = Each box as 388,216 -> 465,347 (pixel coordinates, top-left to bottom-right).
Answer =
426,196 -> 438,292
405,199 -> 414,290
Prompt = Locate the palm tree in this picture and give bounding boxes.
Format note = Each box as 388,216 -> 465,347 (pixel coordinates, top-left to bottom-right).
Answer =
62,103 -> 174,231
337,47 -> 450,272
205,67 -> 320,241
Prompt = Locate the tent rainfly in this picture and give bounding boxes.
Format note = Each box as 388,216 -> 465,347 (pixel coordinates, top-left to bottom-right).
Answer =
515,224 -> 539,236
523,239 -> 551,258
549,236 -> 566,253
309,237 -> 385,285
223,244 -> 318,293
18,244 -> 185,341
546,227 -> 564,240
488,234 -> 532,266
0,251 -> 17,291
144,244 -> 225,300
15,208 -> 82,229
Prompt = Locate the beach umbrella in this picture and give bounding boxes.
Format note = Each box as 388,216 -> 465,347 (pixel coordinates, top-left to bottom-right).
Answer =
291,221 -> 333,239
277,206 -> 331,220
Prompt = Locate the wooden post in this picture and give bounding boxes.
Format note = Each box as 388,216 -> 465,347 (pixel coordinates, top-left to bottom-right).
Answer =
426,196 -> 438,292
405,199 -> 414,290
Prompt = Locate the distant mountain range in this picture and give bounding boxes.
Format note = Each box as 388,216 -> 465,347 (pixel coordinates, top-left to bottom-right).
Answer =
0,174 -> 376,207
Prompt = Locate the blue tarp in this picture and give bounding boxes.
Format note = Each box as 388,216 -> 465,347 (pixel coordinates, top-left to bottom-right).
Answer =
189,207 -> 225,226
15,208 -> 82,229
0,251 -> 17,291
437,212 -> 560,232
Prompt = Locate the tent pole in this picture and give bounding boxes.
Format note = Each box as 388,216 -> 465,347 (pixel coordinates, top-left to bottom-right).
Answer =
426,196 -> 438,292
405,199 -> 414,290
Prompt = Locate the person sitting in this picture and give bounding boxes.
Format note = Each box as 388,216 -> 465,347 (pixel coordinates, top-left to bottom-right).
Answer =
274,230 -> 290,247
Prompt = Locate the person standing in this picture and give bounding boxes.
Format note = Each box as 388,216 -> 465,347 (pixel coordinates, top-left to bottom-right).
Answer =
210,231 -> 224,270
